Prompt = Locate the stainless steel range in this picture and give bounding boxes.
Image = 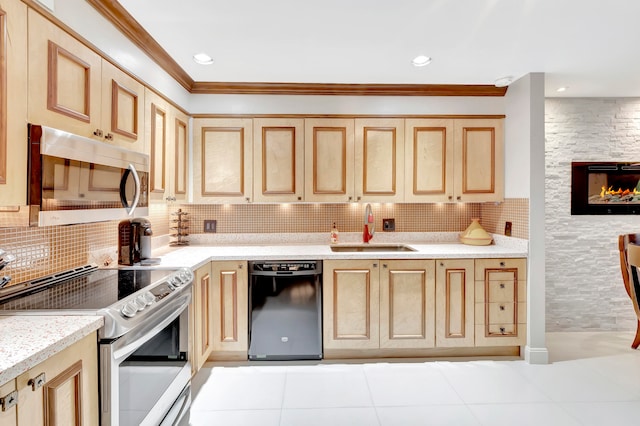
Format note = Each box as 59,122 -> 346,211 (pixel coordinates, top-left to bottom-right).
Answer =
0,264 -> 194,426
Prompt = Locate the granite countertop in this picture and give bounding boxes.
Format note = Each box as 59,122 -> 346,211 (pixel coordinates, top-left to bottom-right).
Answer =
0,316 -> 103,386
151,232 -> 528,270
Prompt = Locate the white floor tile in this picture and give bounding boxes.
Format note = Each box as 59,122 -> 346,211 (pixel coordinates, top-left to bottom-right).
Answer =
280,408 -> 380,426
560,401 -> 640,426
467,403 -> 581,426
283,364 -> 373,408
364,363 -> 463,406
435,361 -> 550,404
186,409 -> 281,426
376,405 -> 480,426
190,366 -> 286,411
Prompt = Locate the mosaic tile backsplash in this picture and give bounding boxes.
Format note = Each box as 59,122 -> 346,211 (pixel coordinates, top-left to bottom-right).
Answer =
0,199 -> 527,286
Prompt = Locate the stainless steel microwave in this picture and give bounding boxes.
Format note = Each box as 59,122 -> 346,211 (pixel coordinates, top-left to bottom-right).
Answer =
27,124 -> 149,226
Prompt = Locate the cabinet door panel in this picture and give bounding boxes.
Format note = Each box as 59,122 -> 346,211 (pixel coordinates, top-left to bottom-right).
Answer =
150,102 -> 167,195
405,119 -> 453,202
355,118 -> 404,202
304,119 -> 354,202
173,115 -> 189,199
436,259 -> 474,347
193,263 -> 213,370
193,118 -> 253,203
28,10 -> 101,137
0,0 -> 28,206
323,260 -> 379,349
211,261 -> 248,355
253,118 -> 304,202
380,260 -> 435,348
454,119 -> 504,202
102,61 -> 145,152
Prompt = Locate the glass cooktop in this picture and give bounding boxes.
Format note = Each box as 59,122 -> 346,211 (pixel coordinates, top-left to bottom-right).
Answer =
0,268 -> 176,311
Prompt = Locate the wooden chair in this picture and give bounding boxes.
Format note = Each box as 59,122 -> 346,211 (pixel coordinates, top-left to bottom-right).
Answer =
619,234 -> 640,349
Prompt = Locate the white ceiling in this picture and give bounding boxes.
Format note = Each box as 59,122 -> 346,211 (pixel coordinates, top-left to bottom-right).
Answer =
117,0 -> 640,97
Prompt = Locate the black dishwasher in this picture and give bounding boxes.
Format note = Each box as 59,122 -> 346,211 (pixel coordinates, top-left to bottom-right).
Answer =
248,261 -> 322,360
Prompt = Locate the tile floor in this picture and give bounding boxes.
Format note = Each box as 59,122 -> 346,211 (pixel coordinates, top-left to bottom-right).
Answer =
183,332 -> 640,425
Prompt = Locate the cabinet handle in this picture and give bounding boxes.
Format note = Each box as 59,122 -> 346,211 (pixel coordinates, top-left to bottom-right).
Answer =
448,196 -> 453,201
0,390 -> 18,411
499,327 -> 506,334
456,196 -> 461,201
357,196 -> 362,201
28,373 -> 46,391
373,263 -> 378,268
245,197 -> 251,203
439,262 -> 444,267
93,129 -> 104,137
348,196 -> 353,202
238,264 -> 243,269
500,305 -> 505,311
500,261 -> 506,267
382,264 -> 387,268
105,133 -> 114,141
297,196 -> 302,201
165,196 -> 176,202
500,283 -> 505,289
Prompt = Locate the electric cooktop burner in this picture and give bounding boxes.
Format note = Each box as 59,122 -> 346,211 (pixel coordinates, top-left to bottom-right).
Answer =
0,267 -> 176,311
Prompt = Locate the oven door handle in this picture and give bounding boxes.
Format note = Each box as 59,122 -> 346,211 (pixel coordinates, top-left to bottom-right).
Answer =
111,296 -> 189,362
119,163 -> 141,216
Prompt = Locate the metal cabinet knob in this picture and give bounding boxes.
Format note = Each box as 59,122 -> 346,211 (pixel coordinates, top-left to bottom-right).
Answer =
500,283 -> 505,289
105,133 -> 114,141
93,129 -> 104,137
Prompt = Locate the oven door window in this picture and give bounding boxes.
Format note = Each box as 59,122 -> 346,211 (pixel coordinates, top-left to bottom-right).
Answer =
118,314 -> 189,426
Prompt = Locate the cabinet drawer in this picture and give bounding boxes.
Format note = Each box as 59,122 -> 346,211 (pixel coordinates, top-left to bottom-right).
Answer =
475,280 -> 526,303
475,324 -> 526,346
475,258 -> 527,281
475,302 -> 526,325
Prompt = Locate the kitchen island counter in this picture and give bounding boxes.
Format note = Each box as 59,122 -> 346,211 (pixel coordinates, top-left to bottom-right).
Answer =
0,315 -> 103,386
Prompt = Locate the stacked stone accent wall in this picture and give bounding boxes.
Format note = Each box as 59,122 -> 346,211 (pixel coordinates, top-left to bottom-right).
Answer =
546,98 -> 640,331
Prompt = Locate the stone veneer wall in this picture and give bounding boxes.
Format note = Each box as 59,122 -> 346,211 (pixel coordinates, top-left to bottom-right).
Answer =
546,98 -> 640,331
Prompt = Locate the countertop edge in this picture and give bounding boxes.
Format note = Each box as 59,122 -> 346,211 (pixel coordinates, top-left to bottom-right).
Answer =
0,316 -> 103,386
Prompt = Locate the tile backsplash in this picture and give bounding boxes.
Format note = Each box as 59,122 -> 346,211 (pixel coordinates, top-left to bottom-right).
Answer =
0,199 -> 527,286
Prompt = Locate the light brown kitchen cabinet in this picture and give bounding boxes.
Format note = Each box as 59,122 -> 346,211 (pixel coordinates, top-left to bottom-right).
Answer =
28,10 -> 145,152
0,332 -> 99,426
0,0 -> 28,207
304,118 -> 355,202
379,260 -> 435,349
0,378 -> 17,426
435,259 -> 475,347
145,89 -> 169,200
171,108 -> 189,202
453,119 -> 504,202
355,118 -> 405,203
405,118 -> 503,202
192,262 -> 213,373
323,259 -> 380,350
405,118 -> 454,202
474,258 -> 527,346
210,261 -> 248,360
193,118 -> 253,203
253,118 -> 305,202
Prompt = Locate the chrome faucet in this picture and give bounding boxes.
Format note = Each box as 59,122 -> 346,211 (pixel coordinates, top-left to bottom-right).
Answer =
363,204 -> 375,243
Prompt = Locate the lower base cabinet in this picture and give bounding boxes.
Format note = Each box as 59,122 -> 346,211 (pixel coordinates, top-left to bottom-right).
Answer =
209,261 -> 248,360
323,257 -> 527,357
0,332 -> 99,426
192,262 -> 213,374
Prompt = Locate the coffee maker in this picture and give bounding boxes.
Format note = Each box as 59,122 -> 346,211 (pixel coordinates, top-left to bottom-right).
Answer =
118,218 -> 153,265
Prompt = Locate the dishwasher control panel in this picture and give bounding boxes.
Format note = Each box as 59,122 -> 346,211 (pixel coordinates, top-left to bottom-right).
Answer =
249,261 -> 322,275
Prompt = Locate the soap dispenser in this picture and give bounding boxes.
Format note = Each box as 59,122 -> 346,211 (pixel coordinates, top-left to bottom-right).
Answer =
330,222 -> 339,244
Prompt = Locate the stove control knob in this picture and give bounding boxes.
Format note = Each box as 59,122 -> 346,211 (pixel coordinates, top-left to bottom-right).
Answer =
121,302 -> 138,318
180,270 -> 192,282
143,292 -> 156,305
134,295 -> 148,310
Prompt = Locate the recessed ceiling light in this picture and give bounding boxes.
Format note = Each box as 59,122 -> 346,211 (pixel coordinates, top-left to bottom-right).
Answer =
556,86 -> 568,92
193,53 -> 214,65
494,76 -> 513,87
411,55 -> 432,67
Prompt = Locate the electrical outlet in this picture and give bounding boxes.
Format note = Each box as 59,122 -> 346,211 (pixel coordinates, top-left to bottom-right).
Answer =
382,218 -> 395,231
204,220 -> 217,233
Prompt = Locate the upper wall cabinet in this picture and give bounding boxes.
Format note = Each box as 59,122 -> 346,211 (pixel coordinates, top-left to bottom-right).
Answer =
0,0 -> 28,207
171,108 -> 189,203
193,118 -> 253,203
453,119 -> 504,203
355,118 -> 405,203
253,118 -> 304,202
145,88 -> 169,200
304,118 -> 355,202
405,118 -> 503,203
27,10 -> 145,152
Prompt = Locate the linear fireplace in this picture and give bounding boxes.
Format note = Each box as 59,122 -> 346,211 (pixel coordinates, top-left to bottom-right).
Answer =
572,162 -> 640,215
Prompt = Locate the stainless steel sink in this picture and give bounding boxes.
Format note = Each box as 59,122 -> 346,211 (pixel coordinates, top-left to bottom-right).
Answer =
330,243 -> 417,252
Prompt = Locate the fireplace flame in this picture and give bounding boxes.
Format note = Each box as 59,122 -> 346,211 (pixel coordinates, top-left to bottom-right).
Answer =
600,185 -> 640,198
